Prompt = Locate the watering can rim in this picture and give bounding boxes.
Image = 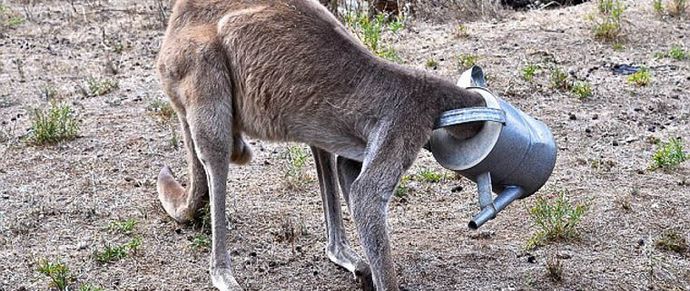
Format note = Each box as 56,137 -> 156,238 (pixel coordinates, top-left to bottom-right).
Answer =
430,87 -> 504,171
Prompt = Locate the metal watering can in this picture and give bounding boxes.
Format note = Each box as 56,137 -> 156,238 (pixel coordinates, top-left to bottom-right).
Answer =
430,66 -> 557,229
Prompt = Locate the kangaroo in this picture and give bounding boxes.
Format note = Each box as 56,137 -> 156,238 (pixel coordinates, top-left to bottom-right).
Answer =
155,0 -> 486,290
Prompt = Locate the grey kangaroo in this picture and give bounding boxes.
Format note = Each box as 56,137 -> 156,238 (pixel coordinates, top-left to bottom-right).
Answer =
156,0 -> 486,290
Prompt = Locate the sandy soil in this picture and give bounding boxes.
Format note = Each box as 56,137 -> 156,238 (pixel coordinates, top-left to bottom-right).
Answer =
1,0 -> 688,290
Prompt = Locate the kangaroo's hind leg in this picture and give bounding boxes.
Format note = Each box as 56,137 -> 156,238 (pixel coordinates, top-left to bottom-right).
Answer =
311,147 -> 373,290
157,29 -> 242,290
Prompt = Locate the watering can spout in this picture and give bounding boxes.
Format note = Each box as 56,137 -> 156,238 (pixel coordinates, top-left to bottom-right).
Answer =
468,186 -> 525,230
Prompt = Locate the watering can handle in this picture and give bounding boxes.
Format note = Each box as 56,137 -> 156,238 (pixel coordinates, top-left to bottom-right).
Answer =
434,107 -> 506,129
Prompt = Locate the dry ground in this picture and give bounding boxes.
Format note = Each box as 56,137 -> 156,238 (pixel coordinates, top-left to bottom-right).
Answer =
1,0 -> 689,290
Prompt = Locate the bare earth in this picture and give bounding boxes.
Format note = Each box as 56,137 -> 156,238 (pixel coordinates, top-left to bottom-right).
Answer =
1,0 -> 688,290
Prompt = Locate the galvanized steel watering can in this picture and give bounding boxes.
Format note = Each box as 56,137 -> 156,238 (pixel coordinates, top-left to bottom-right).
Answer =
430,66 -> 557,230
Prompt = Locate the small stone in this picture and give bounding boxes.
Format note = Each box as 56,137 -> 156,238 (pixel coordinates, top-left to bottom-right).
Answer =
612,141 -> 619,146
527,255 -> 537,264
585,128 -> 592,134
77,241 -> 89,250
450,185 -> 463,192
592,114 -> 599,120
569,113 -> 577,120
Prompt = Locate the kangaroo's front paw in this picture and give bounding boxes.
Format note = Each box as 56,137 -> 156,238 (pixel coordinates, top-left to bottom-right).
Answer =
210,267 -> 242,291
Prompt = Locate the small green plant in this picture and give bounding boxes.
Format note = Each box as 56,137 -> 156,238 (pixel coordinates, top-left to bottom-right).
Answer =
651,138 -> 687,169
549,67 -> 571,91
126,236 -> 142,253
668,45 -> 688,60
571,81 -> 593,99
521,64 -> 539,82
190,233 -> 211,251
394,175 -> 411,199
94,244 -> 128,263
653,0 -> 665,14
388,15 -> 405,34
344,12 -> 401,62
612,42 -> 625,51
417,169 -> 445,183
37,259 -> 73,291
86,77 -> 118,97
425,58 -> 439,70
147,98 -> 176,122
454,24 -> 469,38
627,68 -> 652,86
526,192 -> 588,249
94,237 -> 141,263
29,102 -> 79,145
6,15 -> 24,28
591,0 -> 625,42
283,145 -> 313,190
109,218 -> 138,234
457,54 -> 479,70
655,229 -> 688,253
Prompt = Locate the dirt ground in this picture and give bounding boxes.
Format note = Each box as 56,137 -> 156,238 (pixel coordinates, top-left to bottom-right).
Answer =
1,0 -> 689,290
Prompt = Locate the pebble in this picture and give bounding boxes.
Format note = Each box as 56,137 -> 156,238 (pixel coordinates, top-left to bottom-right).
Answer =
592,114 -> 599,120
569,113 -> 577,120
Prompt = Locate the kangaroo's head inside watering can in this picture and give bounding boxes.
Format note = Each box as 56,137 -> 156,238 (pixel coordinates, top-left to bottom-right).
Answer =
430,66 -> 558,229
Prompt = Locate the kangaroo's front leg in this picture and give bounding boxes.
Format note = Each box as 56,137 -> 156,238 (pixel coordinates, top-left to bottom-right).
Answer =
349,128 -> 420,291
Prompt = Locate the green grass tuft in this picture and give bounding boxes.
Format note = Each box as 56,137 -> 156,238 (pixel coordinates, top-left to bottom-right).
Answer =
571,81 -> 593,99
416,169 -> 445,183
37,259 -> 73,291
394,175 -> 411,200
344,12 -> 403,62
655,229 -> 688,253
283,145 -> 313,190
109,218 -> 138,234
550,67 -> 571,91
651,138 -> 687,170
457,54 -> 479,70
627,68 -> 652,87
190,233 -> 211,251
29,102 -> 79,145
521,64 -> 539,82
591,0 -> 625,42
668,45 -> 688,60
425,58 -> 439,70
526,192 -> 588,249
94,237 -> 142,264
86,77 -> 118,97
